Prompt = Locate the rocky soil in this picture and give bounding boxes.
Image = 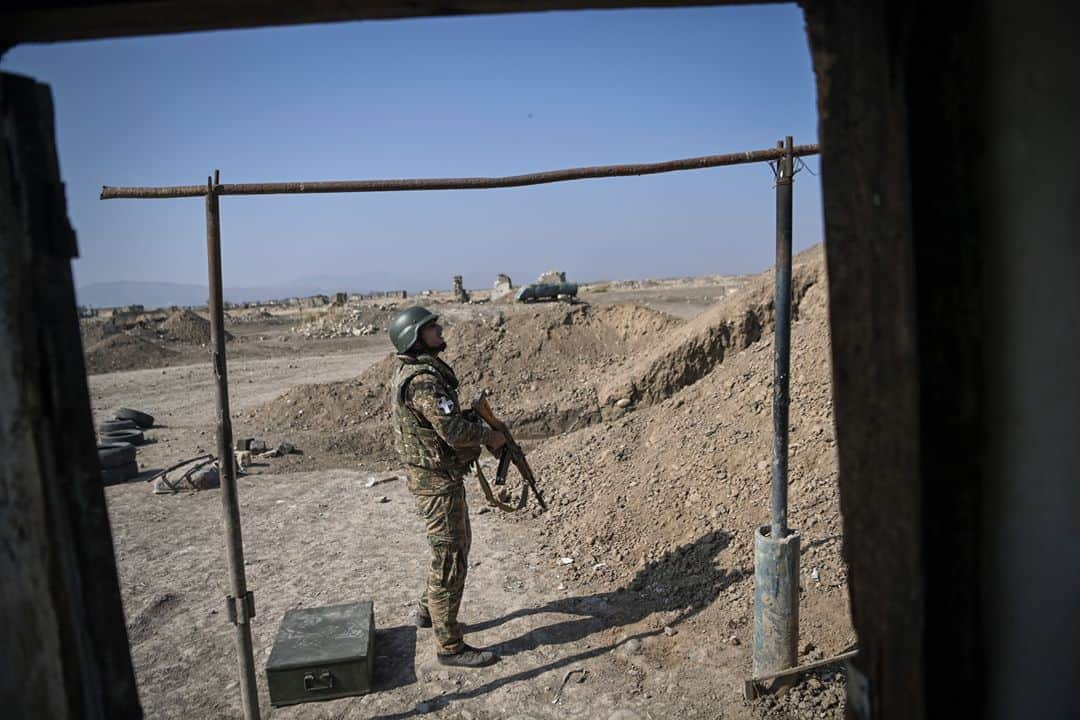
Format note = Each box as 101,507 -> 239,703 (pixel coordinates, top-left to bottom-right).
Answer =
90,243 -> 854,719
292,304 -> 400,339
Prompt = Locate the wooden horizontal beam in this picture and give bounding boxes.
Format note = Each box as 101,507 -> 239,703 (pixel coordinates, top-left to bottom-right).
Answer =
3,0 -> 782,45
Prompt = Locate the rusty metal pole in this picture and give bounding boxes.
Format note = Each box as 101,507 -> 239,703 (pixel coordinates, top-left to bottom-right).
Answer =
205,171 -> 261,720
772,137 -> 794,539
100,144 -> 821,200
753,137 -> 801,683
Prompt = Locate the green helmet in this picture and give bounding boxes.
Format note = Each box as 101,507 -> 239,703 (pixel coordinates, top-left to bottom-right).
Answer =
388,306 -> 439,353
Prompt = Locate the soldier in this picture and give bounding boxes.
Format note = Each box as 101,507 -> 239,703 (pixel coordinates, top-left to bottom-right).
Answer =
388,306 -> 506,668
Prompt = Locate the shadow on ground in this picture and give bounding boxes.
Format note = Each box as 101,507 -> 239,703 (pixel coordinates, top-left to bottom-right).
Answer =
103,467 -> 163,488
374,626 -> 418,692
371,528 -> 744,719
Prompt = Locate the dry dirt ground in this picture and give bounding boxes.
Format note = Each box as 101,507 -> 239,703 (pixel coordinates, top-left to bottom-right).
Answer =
90,246 -> 852,720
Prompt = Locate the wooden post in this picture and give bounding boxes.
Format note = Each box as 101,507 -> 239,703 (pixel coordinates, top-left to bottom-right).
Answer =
0,71 -> 141,719
205,173 -> 261,720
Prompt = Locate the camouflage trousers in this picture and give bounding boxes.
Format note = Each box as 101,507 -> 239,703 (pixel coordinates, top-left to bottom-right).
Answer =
415,485 -> 472,654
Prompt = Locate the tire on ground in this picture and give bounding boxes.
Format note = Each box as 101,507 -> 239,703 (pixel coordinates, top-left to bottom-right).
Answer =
97,442 -> 136,468
116,407 -> 154,428
99,419 -> 138,434
101,461 -> 139,486
99,429 -> 145,446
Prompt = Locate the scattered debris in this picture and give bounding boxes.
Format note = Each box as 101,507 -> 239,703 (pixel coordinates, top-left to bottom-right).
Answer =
235,450 -> 253,471
100,428 -> 146,446
115,407 -> 154,428
365,475 -> 399,488
100,454 -> 140,486
189,464 -> 220,490
100,418 -> 139,433
552,668 -> 588,704
149,454 -> 216,494
257,441 -> 300,459
291,306 -> 394,338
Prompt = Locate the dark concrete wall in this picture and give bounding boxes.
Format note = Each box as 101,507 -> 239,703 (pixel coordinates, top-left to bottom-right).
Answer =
978,1 -> 1080,716
804,1 -> 1080,717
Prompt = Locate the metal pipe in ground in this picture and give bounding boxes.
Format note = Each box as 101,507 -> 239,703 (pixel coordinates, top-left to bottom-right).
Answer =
205,172 -> 261,720
753,137 -> 801,681
772,137 -> 794,541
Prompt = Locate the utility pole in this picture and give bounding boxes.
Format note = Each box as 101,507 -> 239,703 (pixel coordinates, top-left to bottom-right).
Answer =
753,136 -> 802,682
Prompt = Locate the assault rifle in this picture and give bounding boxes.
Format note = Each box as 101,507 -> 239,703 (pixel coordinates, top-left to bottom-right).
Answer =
470,390 -> 547,512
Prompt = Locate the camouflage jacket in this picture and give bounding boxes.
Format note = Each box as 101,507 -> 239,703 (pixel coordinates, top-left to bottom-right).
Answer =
392,354 -> 491,495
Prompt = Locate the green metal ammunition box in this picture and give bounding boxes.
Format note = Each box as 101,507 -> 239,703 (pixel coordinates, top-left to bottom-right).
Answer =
265,601 -> 375,707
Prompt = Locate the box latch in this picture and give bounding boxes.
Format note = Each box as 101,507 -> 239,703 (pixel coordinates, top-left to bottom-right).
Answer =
303,670 -> 334,692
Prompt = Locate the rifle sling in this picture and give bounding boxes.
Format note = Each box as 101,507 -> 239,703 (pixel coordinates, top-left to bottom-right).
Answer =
473,460 -> 527,512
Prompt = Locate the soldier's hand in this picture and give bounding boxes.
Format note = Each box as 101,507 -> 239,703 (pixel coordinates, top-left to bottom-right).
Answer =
486,430 -> 507,454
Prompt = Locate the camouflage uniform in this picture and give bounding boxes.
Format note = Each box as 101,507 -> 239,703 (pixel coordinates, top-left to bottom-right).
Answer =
392,353 -> 491,654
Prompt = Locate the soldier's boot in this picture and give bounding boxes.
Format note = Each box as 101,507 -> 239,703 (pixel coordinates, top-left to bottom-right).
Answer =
413,606 -> 432,628
437,644 -> 499,668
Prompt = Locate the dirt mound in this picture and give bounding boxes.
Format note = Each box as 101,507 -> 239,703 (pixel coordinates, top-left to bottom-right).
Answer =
160,309 -> 232,344
597,244 -> 827,415
242,361 -> 397,462
513,258 -> 851,657
84,333 -> 178,374
243,303 -> 683,464
448,303 -> 682,436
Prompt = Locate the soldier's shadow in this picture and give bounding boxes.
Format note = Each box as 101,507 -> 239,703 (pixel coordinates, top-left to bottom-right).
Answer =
370,528 -> 744,719
472,528 -> 739,658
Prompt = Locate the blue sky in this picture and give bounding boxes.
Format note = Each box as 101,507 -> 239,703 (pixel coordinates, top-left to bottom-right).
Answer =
2,5 -> 822,297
